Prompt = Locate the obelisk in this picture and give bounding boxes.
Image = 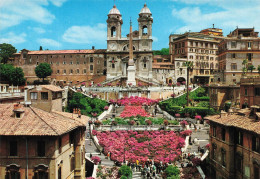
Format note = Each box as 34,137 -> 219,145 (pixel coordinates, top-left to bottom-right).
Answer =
127,19 -> 136,86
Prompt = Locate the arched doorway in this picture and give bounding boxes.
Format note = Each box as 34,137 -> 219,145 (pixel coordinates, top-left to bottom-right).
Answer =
177,77 -> 186,83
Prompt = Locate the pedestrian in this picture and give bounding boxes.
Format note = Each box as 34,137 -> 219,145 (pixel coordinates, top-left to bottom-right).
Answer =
198,145 -> 201,152
90,153 -> 92,158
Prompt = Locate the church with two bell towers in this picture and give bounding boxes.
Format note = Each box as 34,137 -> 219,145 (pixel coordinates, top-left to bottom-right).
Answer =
106,3 -> 155,85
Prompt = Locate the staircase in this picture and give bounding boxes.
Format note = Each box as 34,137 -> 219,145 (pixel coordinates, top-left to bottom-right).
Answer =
101,75 -> 124,85
136,76 -> 161,86
132,171 -> 142,179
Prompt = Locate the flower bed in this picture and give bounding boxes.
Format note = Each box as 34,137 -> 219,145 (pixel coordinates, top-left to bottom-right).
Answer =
117,96 -> 158,106
96,130 -> 185,164
120,106 -> 149,118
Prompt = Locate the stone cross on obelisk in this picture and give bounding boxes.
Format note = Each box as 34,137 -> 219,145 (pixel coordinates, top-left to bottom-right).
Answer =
127,18 -> 136,86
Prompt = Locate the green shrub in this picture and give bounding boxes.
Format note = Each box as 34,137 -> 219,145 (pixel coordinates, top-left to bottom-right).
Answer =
165,165 -> 180,178
168,120 -> 179,125
120,176 -> 128,179
197,101 -> 210,107
119,165 -> 132,178
183,107 -> 215,118
193,96 -> 210,101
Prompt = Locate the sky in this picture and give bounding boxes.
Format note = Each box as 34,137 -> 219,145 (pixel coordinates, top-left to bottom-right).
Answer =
1,0 -> 260,51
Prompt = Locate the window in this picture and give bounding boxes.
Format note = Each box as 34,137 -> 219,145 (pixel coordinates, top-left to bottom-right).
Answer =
70,156 -> 75,172
245,89 -> 248,96
112,64 -> 115,69
212,144 -> 217,160
221,128 -> 226,141
144,63 -> 147,68
231,41 -> 237,48
255,88 -> 260,96
236,154 -> 243,171
57,70 -> 60,74
10,141 -> 17,156
83,69 -> 87,74
63,61 -> 66,65
58,138 -> 62,153
248,42 -> 252,49
23,52 -> 27,58
111,26 -> 116,37
247,53 -> 252,61
41,92 -> 48,100
213,126 -> 216,137
232,53 -> 236,58
37,141 -> 45,157
84,61 -> 86,64
77,69 -> 80,74
252,136 -> 260,153
237,131 -> 243,146
5,165 -> 20,179
36,61 -> 39,65
70,69 -> 73,74
90,65 -> 93,71
231,63 -> 237,70
63,69 -> 66,74
142,25 -> 148,35
70,61 -> 73,65
58,167 -> 61,179
56,62 -> 59,65
90,57 -> 93,63
30,92 -> 38,100
221,149 -> 226,167
76,61 -> 79,65
254,165 -> 260,179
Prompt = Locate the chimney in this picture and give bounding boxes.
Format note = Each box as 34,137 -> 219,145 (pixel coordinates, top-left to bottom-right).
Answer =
92,46 -> 95,50
13,103 -> 25,118
213,24 -> 215,28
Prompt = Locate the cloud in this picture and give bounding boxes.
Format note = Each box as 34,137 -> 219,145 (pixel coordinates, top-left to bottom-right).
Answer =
171,0 -> 260,34
62,23 -> 107,44
0,0 -> 67,30
152,36 -> 158,42
37,38 -> 61,48
30,27 -> 46,34
49,0 -> 67,7
0,32 -> 26,44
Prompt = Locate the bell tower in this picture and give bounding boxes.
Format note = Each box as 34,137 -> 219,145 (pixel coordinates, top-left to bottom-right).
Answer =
138,3 -> 153,39
107,5 -> 123,41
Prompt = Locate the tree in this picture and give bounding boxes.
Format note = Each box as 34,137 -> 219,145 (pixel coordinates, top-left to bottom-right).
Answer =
39,46 -> 43,50
165,165 -> 180,178
35,63 -> 52,81
247,65 -> 255,73
0,64 -> 25,85
242,59 -> 248,75
184,61 -> 193,106
153,48 -> 169,55
258,65 -> 260,74
0,43 -> 17,64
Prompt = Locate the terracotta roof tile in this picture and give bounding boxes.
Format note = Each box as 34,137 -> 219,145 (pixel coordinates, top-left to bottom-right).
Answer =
22,49 -> 106,55
0,104 -> 86,136
41,85 -> 64,92
205,114 -> 260,135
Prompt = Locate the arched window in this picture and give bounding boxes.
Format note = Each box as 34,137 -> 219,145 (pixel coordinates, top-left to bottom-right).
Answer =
111,26 -> 116,37
142,25 -> 148,35
34,164 -> 49,179
5,164 -> 21,179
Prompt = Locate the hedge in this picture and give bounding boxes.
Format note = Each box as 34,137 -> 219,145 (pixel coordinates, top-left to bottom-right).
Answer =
183,107 -> 216,118
192,96 -> 210,101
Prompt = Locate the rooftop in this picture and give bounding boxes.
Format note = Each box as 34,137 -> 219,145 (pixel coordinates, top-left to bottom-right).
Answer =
0,104 -> 88,136
40,85 -> 64,92
205,113 -> 260,135
15,49 -> 106,55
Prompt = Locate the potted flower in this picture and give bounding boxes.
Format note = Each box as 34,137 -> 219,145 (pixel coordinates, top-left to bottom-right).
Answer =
129,120 -> 135,126
145,119 -> 152,125
171,93 -> 176,98
188,87 -> 192,91
176,82 -> 181,86
89,82 -> 92,87
92,112 -> 97,117
104,106 -> 109,110
91,156 -> 101,165
175,113 -> 181,118
180,120 -> 188,127
97,83 -> 101,87
107,83 -> 112,86
94,120 -> 101,127
81,82 -> 86,86
195,115 -> 202,120
92,130 -> 97,136
92,94 -> 97,98
205,144 -> 210,150
128,83 -> 132,87
182,81 -> 186,85
138,82 -> 143,87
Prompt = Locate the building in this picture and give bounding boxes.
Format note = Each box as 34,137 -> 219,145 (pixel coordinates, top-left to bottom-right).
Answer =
209,84 -> 240,110
106,4 -> 154,85
169,31 -> 222,84
200,25 -> 223,37
0,103 -> 87,179
174,58 -> 188,84
26,85 -> 64,112
240,76 -> 260,108
216,28 -> 260,84
152,55 -> 174,85
0,83 -> 24,104
11,49 -> 107,86
206,108 -> 260,179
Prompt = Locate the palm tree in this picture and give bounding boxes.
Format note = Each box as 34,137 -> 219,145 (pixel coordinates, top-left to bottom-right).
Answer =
247,65 -> 255,74
184,61 -> 193,106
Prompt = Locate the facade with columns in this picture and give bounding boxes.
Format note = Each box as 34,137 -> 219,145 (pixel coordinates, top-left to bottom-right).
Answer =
106,4 -> 154,84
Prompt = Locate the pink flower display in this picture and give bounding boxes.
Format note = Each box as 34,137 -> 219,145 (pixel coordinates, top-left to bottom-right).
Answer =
138,82 -> 143,87
104,106 -> 109,110
97,83 -> 101,87
180,120 -> 188,126
171,93 -> 176,98
96,130 -> 185,164
195,115 -> 202,120
188,87 -> 192,91
205,143 -> 210,149
92,130 -> 97,136
168,83 -> 172,87
91,156 -> 101,165
117,96 -> 158,106
120,106 -> 149,118
175,113 -> 181,118
176,82 -> 181,86
107,83 -> 112,86
180,130 -> 192,137
182,81 -> 186,85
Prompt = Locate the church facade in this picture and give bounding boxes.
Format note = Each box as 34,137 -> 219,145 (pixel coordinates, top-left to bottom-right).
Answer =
10,4 -> 164,86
